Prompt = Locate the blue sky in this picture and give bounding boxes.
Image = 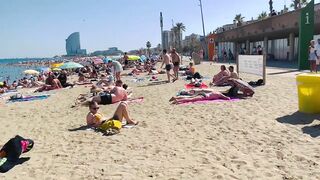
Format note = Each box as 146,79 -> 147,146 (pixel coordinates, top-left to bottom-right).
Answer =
0,0 -> 319,58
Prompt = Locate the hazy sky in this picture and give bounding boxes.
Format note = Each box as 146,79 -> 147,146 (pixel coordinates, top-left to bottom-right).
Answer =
0,0 -> 319,58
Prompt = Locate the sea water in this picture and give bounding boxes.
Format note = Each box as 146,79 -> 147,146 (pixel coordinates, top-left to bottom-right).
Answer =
0,58 -> 47,83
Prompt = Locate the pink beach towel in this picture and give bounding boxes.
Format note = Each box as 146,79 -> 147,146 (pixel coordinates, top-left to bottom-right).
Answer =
179,98 -> 240,105
185,82 -> 208,89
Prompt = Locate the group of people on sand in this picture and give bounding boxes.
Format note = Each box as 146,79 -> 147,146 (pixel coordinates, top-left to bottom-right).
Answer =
168,61 -> 255,104
160,48 -> 182,83
211,65 -> 239,86
0,70 -> 75,94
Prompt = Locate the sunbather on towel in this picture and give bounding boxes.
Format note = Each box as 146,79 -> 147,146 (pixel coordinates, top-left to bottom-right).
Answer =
86,101 -> 138,128
80,85 -> 127,106
170,91 -> 230,104
227,78 -> 254,97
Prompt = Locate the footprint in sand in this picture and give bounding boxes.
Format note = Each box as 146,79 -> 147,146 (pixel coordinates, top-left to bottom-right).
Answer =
276,151 -> 284,160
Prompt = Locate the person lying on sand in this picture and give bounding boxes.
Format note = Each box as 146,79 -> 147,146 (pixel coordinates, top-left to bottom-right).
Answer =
170,90 -> 230,104
79,85 -> 127,106
227,78 -> 254,97
75,73 -> 92,85
96,74 -> 114,88
86,101 -> 138,128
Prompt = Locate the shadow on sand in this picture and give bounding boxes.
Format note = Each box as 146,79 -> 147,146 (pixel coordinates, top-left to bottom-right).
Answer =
137,80 -> 169,87
68,125 -> 93,132
277,111 -> 320,137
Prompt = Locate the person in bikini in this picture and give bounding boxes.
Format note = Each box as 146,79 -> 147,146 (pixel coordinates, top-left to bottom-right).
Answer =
79,85 -> 127,106
170,90 -> 230,104
86,101 -> 138,128
171,48 -> 181,81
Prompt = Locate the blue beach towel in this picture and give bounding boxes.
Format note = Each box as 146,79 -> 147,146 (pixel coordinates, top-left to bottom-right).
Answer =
7,95 -> 50,103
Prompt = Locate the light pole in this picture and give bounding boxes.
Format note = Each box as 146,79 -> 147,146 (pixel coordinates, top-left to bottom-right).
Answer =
199,0 -> 207,59
199,0 -> 206,37
160,12 -> 164,51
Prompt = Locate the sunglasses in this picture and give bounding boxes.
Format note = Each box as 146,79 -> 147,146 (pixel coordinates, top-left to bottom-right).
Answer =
91,107 -> 100,110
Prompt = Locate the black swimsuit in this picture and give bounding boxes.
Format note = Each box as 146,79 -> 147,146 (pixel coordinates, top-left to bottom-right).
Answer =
100,93 -> 112,105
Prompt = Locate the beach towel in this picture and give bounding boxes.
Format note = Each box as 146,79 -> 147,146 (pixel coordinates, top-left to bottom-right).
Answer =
185,82 -> 208,89
179,98 -> 240,105
8,95 -> 50,103
0,91 -> 18,99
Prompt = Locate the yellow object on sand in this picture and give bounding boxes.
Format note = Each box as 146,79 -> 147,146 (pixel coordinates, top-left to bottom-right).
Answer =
0,82 -> 3,86
99,120 -> 122,131
296,73 -> 320,113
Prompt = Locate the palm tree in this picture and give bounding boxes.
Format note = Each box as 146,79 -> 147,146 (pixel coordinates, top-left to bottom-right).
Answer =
258,11 -> 268,20
234,14 -> 245,26
173,22 -> 186,51
146,41 -> 151,57
291,0 -> 309,9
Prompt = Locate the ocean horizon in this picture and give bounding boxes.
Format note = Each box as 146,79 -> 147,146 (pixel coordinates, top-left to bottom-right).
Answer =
0,58 -> 51,82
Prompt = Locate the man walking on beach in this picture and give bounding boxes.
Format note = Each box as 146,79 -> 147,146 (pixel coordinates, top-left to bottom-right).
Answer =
160,49 -> 174,83
171,48 -> 181,81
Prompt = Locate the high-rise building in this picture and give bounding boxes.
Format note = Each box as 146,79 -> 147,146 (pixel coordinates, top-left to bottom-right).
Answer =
65,32 -> 87,56
162,30 -> 172,51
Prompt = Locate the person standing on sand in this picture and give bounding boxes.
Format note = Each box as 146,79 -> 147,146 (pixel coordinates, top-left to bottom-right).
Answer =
160,49 -> 174,83
316,39 -> 320,66
171,48 -> 181,81
108,60 -> 123,81
123,52 -> 129,69
309,40 -> 317,72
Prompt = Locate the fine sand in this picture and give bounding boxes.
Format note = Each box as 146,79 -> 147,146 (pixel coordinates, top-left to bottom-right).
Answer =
1,61 -> 320,180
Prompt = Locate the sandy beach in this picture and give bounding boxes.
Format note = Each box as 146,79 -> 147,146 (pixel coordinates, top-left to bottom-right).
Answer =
1,61 -> 320,180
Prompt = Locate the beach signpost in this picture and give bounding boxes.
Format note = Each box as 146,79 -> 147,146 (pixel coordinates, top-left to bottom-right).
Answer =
298,0 -> 314,70
238,55 -> 266,84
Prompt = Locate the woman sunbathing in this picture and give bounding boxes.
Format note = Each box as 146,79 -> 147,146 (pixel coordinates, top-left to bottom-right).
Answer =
170,90 -> 230,104
86,101 -> 138,128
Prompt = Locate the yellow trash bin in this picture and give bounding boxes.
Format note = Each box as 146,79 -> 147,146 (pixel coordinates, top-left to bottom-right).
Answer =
296,73 -> 320,113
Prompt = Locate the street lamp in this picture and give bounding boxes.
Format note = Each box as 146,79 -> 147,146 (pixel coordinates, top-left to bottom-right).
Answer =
199,0 -> 207,59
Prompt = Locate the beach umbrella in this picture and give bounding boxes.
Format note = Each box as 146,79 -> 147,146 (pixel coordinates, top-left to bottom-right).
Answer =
93,58 -> 104,65
140,55 -> 147,62
128,55 -> 140,61
51,68 -> 62,71
39,67 -> 51,73
24,70 -> 40,75
0,82 -> 3,86
51,63 -> 64,68
59,62 -> 84,69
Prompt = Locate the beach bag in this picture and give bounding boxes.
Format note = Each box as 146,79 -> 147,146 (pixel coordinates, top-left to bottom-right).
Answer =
99,120 -> 122,135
